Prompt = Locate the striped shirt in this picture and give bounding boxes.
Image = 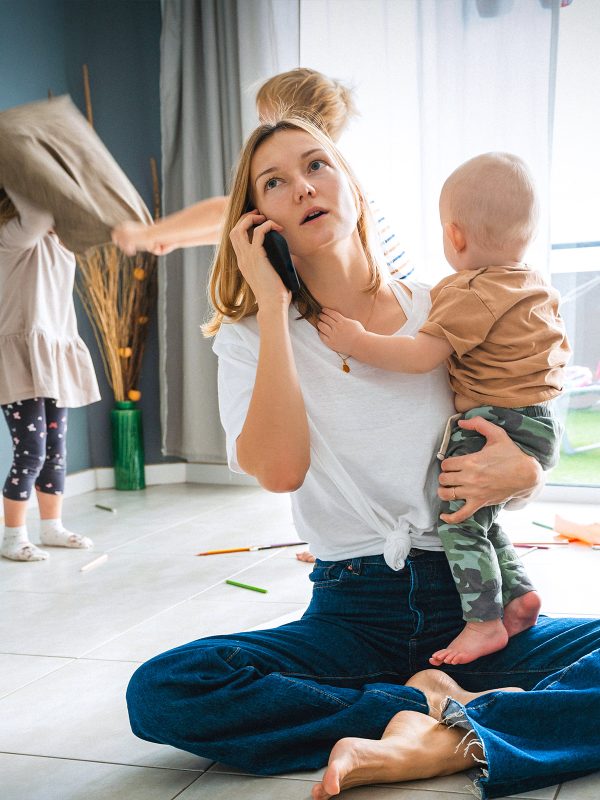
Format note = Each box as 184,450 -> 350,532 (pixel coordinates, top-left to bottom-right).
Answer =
369,197 -> 414,280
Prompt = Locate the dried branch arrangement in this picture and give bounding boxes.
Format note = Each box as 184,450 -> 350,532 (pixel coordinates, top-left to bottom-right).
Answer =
75,64 -> 159,402
76,243 -> 157,401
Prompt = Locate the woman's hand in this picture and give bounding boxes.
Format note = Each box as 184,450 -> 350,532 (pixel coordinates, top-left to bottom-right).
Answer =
317,308 -> 365,354
438,416 -> 542,524
229,211 -> 291,310
112,221 -> 174,256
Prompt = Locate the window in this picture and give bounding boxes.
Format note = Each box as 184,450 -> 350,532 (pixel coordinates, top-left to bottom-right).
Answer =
549,0 -> 600,489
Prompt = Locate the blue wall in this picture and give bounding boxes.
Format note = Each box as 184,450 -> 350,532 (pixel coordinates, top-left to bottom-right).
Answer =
0,0 -> 165,479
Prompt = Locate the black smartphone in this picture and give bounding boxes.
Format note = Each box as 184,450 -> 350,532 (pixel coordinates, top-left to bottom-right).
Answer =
262,230 -> 301,298
244,203 -> 301,298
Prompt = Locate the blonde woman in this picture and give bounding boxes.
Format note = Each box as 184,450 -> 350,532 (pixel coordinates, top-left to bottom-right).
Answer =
112,67 -> 411,280
0,189 -> 100,561
126,116 -> 600,798
114,67 -> 411,565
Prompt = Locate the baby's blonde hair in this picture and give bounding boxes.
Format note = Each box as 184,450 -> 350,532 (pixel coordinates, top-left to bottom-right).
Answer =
202,115 -> 381,338
442,152 -> 539,253
255,68 -> 358,142
0,189 -> 18,227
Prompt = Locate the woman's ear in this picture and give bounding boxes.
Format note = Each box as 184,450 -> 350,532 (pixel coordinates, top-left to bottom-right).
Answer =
445,222 -> 466,253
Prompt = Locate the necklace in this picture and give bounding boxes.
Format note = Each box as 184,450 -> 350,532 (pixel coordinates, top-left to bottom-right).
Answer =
335,289 -> 379,374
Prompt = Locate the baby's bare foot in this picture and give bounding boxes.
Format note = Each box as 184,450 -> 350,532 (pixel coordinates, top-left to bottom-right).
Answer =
406,669 -> 524,720
430,619 -> 508,666
503,591 -> 540,638
311,709 -> 480,799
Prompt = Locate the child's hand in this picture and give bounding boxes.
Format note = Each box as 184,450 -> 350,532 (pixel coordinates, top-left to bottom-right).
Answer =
112,221 -> 145,255
317,308 -> 365,354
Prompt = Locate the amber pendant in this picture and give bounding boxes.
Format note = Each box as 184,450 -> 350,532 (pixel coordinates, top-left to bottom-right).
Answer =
342,362 -> 350,373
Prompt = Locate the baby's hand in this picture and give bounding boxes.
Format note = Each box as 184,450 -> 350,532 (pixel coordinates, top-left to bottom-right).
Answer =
317,308 -> 365,354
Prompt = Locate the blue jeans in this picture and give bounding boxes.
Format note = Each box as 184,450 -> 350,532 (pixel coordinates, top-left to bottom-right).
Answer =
127,551 -> 600,796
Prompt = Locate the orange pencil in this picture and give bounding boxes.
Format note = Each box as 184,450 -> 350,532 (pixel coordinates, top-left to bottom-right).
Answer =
197,542 -> 308,556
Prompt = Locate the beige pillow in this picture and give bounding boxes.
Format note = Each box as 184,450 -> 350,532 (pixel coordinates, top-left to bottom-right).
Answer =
0,95 -> 152,253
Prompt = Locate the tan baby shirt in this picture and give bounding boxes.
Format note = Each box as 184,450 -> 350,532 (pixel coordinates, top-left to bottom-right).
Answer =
419,265 -> 571,409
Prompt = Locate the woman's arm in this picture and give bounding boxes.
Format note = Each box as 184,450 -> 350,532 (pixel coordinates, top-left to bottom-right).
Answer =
437,416 -> 543,524
112,195 -> 228,255
0,190 -> 54,250
229,212 -> 310,492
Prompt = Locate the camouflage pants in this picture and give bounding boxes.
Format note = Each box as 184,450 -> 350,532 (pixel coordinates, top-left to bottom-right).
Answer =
437,403 -> 561,622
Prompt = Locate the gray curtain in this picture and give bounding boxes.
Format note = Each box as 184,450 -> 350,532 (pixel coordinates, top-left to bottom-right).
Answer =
159,0 -> 299,460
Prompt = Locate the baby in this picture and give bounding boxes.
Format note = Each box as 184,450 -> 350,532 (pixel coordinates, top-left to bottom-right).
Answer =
317,152 -> 571,665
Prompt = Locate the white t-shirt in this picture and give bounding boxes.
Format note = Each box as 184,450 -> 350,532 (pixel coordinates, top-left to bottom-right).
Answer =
212,279 -> 454,568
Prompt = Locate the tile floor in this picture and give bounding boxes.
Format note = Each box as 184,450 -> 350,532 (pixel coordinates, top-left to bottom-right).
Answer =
1,483 -> 599,800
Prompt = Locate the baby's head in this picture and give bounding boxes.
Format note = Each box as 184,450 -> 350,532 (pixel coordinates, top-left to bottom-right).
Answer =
439,153 -> 539,271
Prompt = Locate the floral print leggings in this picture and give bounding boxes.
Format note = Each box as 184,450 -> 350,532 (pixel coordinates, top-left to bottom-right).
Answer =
2,398 -> 68,501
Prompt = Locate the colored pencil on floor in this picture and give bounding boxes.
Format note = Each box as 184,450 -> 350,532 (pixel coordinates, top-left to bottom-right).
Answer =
225,579 -> 267,594
197,542 -> 308,556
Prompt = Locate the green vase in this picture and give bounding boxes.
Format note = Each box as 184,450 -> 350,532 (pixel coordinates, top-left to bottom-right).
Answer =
111,400 -> 146,490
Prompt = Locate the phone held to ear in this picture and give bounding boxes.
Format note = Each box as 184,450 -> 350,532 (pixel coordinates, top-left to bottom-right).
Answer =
244,203 -> 301,298
262,230 -> 301,298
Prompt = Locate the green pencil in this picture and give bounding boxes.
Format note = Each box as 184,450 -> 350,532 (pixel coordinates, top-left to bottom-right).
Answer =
226,579 -> 268,594
532,521 -> 554,530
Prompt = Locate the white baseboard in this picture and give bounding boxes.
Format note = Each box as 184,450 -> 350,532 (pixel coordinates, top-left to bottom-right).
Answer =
64,464 -> 598,503
63,469 -> 98,497
64,462 -> 257,497
185,462 -> 258,487
541,483 -> 600,504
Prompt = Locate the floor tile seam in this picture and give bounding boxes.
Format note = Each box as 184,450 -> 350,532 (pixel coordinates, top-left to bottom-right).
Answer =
184,548 -> 282,603
77,550 -> 286,657
200,768 -> 320,784
0,659 -> 77,701
97,511 -> 228,555
0,587 -> 191,601
0,749 -> 209,772
73,655 -> 141,664
76,578 -> 243,657
552,783 -> 566,800
202,769 -> 477,794
208,764 -> 562,797
0,650 -> 74,659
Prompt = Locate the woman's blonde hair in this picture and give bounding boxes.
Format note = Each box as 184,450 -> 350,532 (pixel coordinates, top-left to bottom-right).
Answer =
255,68 -> 358,142
0,189 -> 18,227
203,116 -> 381,337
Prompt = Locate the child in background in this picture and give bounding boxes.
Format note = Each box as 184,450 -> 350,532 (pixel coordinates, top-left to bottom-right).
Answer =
317,152 -> 570,665
112,67 -> 413,281
0,188 -> 100,561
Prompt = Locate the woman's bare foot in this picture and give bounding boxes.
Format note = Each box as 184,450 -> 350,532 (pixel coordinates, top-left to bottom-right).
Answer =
311,709 -> 481,799
296,550 -> 316,563
430,619 -> 508,666
406,669 -> 524,720
502,590 -> 540,638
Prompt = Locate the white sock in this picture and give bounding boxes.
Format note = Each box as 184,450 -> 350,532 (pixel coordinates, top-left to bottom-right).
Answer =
1,525 -> 49,562
40,518 -> 93,549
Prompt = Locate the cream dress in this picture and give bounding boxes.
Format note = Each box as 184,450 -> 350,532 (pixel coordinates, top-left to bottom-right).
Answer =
0,190 -> 100,408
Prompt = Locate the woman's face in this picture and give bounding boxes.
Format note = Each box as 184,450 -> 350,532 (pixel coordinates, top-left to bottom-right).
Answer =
249,128 -> 358,259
